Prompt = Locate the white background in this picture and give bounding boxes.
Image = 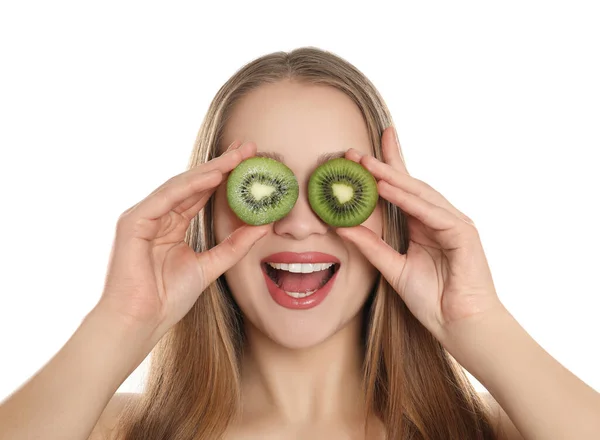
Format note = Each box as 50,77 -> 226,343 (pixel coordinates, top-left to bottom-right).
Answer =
1,0 -> 599,401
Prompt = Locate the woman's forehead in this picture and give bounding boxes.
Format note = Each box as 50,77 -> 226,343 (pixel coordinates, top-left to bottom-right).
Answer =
221,82 -> 372,158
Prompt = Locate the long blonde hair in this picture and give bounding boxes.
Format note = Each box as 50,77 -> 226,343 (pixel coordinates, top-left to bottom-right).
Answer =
111,47 -> 497,439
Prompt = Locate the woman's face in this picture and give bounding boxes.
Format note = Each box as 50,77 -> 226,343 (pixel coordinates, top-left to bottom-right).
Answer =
214,80 -> 382,349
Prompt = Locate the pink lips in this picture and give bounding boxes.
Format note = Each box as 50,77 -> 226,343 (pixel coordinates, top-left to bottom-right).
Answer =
261,252 -> 340,310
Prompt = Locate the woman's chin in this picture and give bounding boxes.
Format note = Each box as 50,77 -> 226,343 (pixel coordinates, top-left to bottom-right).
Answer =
249,315 -> 344,350
228,270 -> 370,351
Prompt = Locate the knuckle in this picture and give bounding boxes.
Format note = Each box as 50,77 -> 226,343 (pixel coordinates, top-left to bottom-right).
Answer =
460,219 -> 479,238
224,233 -> 238,254
160,174 -> 179,190
116,206 -> 149,237
117,209 -> 134,230
118,206 -> 133,221
181,172 -> 211,193
177,174 -> 193,190
164,176 -> 177,188
157,184 -> 173,202
116,213 -> 140,236
457,210 -> 476,228
228,148 -> 243,164
462,214 -> 476,226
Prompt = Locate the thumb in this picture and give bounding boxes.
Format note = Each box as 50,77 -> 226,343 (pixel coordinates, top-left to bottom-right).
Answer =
336,226 -> 407,290
198,224 -> 270,286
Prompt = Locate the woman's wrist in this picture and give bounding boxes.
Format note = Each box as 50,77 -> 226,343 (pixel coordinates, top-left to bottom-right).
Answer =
438,303 -> 515,381
86,301 -> 161,358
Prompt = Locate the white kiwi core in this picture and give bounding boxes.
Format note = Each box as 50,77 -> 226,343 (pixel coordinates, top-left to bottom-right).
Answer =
331,183 -> 354,204
250,182 -> 276,201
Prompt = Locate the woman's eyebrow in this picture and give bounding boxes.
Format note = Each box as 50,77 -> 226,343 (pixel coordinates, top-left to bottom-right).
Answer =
255,151 -> 284,161
254,150 -> 347,165
316,151 -> 346,165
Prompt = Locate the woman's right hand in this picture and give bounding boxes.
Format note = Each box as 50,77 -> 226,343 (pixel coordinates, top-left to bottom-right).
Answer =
96,140 -> 268,339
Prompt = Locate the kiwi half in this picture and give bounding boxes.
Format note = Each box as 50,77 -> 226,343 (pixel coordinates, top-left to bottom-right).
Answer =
227,156 -> 299,225
308,158 -> 378,227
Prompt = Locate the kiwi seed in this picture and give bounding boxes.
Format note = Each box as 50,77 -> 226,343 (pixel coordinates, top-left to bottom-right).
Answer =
227,156 -> 299,225
308,158 -> 378,227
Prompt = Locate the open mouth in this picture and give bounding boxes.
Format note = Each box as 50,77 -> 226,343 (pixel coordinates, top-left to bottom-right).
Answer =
263,262 -> 340,299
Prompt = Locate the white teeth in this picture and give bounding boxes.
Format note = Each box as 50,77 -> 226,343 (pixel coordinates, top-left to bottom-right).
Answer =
288,263 -> 302,273
284,289 -> 317,298
301,264 -> 313,273
317,263 -> 334,271
266,262 -> 335,273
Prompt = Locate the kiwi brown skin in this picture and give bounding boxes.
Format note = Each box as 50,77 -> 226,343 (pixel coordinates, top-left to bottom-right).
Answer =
226,156 -> 299,226
308,158 -> 378,227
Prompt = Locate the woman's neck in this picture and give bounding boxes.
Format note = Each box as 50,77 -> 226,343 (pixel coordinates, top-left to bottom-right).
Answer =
239,313 -> 366,424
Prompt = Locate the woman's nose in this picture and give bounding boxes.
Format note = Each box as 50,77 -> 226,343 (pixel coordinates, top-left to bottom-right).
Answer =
272,188 -> 328,240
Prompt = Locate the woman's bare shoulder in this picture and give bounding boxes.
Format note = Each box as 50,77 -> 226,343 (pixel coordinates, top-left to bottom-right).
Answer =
479,392 -> 524,440
88,392 -> 139,440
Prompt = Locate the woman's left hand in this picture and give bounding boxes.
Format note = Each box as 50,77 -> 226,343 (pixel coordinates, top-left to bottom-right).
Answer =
339,127 -> 506,342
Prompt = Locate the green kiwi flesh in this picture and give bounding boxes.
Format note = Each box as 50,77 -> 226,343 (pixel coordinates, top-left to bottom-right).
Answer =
227,156 -> 299,225
308,158 -> 378,227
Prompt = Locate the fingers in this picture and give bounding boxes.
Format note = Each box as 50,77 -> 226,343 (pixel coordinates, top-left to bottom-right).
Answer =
133,170 -> 224,221
201,140 -> 254,175
169,140 -> 251,220
177,189 -> 217,221
132,141 -> 255,220
361,154 -> 470,223
345,148 -> 363,163
361,155 -> 427,199
346,127 -> 406,170
346,126 -> 406,170
198,224 -> 270,285
377,180 -> 457,232
380,127 -> 474,224
347,130 -> 471,226
336,225 -> 407,290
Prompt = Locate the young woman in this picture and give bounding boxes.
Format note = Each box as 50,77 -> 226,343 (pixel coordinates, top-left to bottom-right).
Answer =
1,47 -> 598,440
